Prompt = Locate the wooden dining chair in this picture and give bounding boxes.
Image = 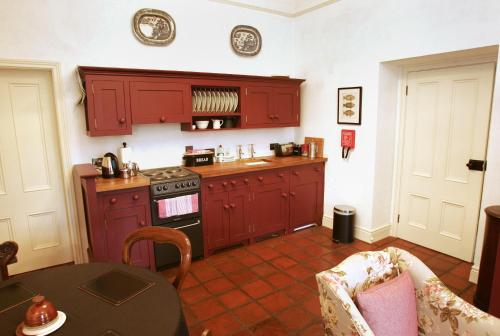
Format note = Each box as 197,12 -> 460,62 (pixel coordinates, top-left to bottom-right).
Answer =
0,241 -> 18,280
122,227 -> 192,292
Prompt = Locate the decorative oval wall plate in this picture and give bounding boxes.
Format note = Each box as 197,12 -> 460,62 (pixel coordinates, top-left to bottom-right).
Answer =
132,8 -> 175,46
230,25 -> 262,56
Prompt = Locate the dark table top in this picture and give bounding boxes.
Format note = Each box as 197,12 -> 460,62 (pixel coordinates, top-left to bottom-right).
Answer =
0,263 -> 188,336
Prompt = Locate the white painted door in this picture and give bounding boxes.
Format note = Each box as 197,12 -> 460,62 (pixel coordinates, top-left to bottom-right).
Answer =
397,63 -> 495,261
0,69 -> 73,274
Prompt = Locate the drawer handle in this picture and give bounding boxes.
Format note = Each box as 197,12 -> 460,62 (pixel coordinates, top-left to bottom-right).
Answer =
290,192 -> 296,197
244,178 -> 249,184
139,220 -> 146,227
118,118 -> 126,124
293,171 -> 299,176
160,116 -> 166,123
222,181 -> 228,187
314,167 -> 321,172
133,194 -> 139,200
231,180 -> 237,185
109,198 -> 117,204
258,176 -> 264,182
223,204 -> 230,209
230,203 -> 236,208
278,173 -> 284,178
281,193 -> 288,198
208,184 -> 214,189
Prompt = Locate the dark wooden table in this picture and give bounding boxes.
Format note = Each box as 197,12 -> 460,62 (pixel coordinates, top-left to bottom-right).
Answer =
0,263 -> 188,336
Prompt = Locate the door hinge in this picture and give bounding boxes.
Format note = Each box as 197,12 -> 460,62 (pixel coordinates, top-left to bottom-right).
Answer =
91,83 -> 95,95
405,85 -> 408,96
94,118 -> 98,129
296,114 -> 299,121
104,219 -> 107,230
245,88 -> 248,95
397,214 -> 400,223
296,90 -> 299,97
245,115 -> 248,123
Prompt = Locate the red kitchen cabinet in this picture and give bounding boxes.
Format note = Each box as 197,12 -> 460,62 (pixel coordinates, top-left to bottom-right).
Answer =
85,75 -> 131,136
130,79 -> 191,124
204,189 -> 229,251
252,182 -> 290,237
289,164 -> 325,231
91,188 -> 153,268
203,179 -> 252,254
242,85 -> 300,128
243,86 -> 274,127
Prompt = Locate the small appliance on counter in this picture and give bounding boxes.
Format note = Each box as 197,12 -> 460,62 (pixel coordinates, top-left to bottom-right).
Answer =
101,153 -> 120,178
270,143 -> 295,157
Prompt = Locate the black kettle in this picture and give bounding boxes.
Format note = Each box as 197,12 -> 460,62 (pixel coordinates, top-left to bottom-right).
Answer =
102,152 -> 120,178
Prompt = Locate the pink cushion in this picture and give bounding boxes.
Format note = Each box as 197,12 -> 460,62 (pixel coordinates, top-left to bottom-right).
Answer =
356,270 -> 418,336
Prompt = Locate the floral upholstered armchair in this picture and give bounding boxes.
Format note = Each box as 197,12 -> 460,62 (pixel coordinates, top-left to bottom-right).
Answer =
316,247 -> 500,335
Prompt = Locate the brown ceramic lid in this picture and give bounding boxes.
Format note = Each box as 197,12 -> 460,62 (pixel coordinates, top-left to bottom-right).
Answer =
24,295 -> 58,327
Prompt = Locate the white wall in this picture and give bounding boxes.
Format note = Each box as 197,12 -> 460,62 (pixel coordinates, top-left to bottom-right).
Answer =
0,0 -> 297,168
294,0 -> 500,270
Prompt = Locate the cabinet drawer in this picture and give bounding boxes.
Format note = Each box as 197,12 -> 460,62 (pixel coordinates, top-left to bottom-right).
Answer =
203,176 -> 251,193
290,164 -> 324,185
101,189 -> 150,209
251,169 -> 289,186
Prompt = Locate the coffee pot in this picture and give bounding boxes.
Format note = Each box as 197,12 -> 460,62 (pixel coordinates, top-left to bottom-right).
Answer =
101,153 -> 119,178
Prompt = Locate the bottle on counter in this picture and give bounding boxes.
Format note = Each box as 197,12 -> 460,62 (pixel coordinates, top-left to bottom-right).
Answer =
216,145 -> 224,162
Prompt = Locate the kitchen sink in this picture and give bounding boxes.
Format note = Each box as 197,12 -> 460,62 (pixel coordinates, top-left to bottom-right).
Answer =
244,159 -> 273,166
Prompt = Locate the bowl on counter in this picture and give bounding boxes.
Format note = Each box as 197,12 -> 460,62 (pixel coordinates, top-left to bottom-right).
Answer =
195,120 -> 209,129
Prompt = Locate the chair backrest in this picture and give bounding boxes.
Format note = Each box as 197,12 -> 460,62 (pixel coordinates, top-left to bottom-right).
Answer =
0,241 -> 19,281
121,227 -> 192,291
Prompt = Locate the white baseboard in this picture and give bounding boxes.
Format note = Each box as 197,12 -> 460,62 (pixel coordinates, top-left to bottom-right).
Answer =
469,264 -> 479,284
322,215 -> 392,243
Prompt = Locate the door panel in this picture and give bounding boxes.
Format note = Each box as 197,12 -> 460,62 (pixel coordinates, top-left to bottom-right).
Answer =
290,182 -> 321,230
87,76 -> 131,136
104,206 -> 150,267
228,188 -> 251,244
252,183 -> 289,236
130,80 -> 191,123
0,69 -> 73,274
273,86 -> 298,125
398,63 -> 495,261
243,86 -> 273,126
204,191 -> 229,250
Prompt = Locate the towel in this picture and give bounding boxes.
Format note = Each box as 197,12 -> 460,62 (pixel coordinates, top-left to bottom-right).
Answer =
158,194 -> 199,218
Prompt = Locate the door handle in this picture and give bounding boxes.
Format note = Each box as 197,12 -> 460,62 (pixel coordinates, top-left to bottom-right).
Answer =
223,204 -> 230,209
174,220 -> 201,230
230,203 -> 236,208
289,192 -> 296,197
466,159 -> 487,171
139,220 -> 146,227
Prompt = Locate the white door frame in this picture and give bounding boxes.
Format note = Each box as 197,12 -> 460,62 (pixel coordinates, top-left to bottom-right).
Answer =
0,59 -> 83,264
390,53 -> 498,246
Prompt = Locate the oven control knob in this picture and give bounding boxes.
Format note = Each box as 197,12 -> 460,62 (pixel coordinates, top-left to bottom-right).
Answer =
156,186 -> 162,192
175,183 -> 180,189
186,182 -> 191,187
181,182 -> 185,188
192,181 -> 197,186
162,185 -> 168,191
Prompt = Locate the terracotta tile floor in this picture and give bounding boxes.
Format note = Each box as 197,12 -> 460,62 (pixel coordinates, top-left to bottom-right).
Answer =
162,227 -> 477,336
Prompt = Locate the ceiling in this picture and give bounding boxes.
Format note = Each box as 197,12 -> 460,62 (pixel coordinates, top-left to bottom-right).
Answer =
209,0 -> 340,17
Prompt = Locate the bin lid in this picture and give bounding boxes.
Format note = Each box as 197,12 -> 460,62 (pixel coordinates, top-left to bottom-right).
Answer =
334,205 -> 356,215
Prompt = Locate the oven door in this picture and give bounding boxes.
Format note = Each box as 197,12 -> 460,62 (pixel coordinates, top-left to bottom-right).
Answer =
154,218 -> 204,271
151,190 -> 201,226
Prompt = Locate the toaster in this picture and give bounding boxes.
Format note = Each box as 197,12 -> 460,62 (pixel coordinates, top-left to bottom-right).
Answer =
270,143 -> 295,157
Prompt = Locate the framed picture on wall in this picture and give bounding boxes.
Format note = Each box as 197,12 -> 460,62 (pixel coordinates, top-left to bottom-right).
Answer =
337,87 -> 362,125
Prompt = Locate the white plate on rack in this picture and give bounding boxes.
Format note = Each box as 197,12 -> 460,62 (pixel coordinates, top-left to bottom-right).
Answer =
192,91 -> 198,113
231,91 -> 237,112
200,91 -> 206,113
224,92 -> 231,113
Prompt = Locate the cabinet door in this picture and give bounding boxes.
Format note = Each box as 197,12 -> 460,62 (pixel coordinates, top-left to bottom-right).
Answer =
204,190 -> 229,250
243,86 -> 273,127
290,164 -> 324,230
130,80 -> 191,124
228,188 -> 252,244
86,76 -> 131,136
104,205 -> 150,267
273,86 -> 299,126
252,183 -> 289,237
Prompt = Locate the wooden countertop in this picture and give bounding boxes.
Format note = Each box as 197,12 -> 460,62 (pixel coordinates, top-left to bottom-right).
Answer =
73,164 -> 150,193
186,156 -> 327,178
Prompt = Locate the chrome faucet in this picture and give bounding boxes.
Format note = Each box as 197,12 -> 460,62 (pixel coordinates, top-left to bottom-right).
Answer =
237,145 -> 244,160
248,144 -> 256,159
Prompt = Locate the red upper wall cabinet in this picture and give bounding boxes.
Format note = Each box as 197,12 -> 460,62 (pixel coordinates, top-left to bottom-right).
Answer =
130,79 -> 191,124
85,75 -> 131,136
242,84 -> 300,128
78,66 -> 304,136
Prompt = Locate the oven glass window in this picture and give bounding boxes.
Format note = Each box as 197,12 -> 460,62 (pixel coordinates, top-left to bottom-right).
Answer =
157,193 -> 199,219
